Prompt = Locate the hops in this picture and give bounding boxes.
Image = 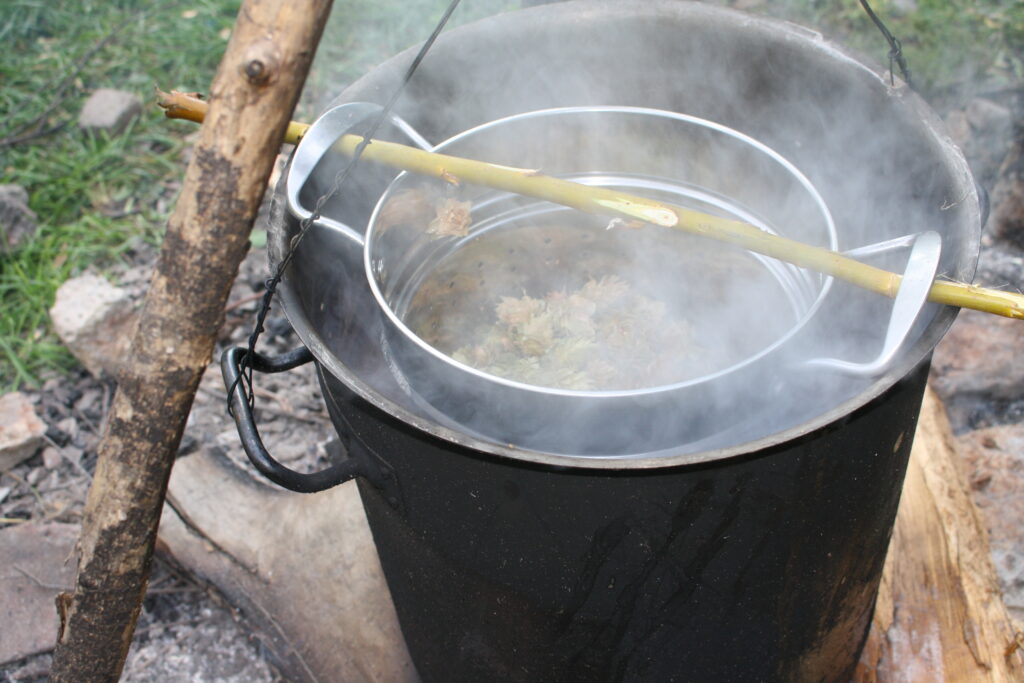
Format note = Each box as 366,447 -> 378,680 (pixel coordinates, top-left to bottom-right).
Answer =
427,198 -> 473,238
451,276 -> 697,390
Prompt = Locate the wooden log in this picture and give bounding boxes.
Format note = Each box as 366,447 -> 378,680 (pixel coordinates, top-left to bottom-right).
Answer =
856,387 -> 1024,681
48,1 -> 333,680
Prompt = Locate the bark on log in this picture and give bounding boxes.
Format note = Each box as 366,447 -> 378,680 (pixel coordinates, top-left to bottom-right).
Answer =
48,1 -> 333,680
856,387 -> 1024,681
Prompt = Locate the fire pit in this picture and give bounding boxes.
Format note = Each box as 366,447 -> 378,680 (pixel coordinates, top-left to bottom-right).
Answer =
223,1 -> 980,680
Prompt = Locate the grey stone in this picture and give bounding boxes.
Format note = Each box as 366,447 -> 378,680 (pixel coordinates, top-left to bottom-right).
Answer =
26,467 -> 45,486
0,184 -> 38,252
0,522 -> 79,664
0,392 -> 47,471
966,98 -> 1012,136
944,101 -> 1014,187
78,88 -> 142,136
41,447 -> 62,470
931,309 -> 1024,403
49,274 -> 137,378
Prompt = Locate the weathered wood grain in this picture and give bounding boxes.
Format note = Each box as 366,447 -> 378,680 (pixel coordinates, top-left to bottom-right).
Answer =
857,388 -> 1024,682
48,2 -> 333,680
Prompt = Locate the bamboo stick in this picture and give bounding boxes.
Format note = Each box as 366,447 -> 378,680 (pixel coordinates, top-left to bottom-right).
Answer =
158,90 -> 1024,320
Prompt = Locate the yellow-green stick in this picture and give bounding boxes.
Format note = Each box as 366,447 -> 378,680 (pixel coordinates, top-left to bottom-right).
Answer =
158,90 -> 1024,320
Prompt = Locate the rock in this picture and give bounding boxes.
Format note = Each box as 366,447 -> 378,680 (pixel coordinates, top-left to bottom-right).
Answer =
27,467 -> 46,487
0,392 -> 47,471
973,246 -> 1024,289
731,0 -> 767,13
930,309 -> 1024,403
944,99 -> 1015,189
49,274 -> 137,378
966,98 -> 1012,137
0,184 -> 38,253
957,424 -> 1024,623
41,447 -> 62,470
55,417 -> 78,445
0,522 -> 79,665
78,89 -> 142,137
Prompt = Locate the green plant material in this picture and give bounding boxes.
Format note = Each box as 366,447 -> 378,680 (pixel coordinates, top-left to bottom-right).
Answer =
446,276 -> 699,391
249,228 -> 267,248
0,0 -> 238,388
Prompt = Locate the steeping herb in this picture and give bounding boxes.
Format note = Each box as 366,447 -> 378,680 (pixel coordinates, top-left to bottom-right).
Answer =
449,275 -> 698,390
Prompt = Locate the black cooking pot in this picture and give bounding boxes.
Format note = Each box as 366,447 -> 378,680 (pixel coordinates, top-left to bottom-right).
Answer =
222,2 -> 979,681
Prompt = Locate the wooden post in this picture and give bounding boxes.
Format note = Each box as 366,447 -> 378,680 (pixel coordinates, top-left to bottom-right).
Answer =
49,1 -> 333,679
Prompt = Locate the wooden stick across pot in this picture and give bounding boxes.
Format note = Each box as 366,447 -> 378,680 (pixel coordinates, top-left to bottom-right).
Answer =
159,89 -> 1024,320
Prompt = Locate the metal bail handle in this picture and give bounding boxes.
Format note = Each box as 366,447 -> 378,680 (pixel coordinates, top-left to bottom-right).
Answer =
805,230 -> 942,377
221,346 -> 362,493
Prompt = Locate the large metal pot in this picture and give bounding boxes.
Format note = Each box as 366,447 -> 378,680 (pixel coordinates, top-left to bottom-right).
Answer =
223,1 -> 979,680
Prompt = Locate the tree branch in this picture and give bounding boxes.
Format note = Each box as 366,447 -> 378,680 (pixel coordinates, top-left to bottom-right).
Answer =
47,1 -> 334,680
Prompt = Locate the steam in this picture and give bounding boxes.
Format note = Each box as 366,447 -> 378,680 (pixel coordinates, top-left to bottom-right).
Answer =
290,1 -> 976,456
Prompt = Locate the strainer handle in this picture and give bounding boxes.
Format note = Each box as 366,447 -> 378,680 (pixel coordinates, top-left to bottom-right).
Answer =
804,231 -> 942,377
285,101 -> 435,248
221,346 -> 362,493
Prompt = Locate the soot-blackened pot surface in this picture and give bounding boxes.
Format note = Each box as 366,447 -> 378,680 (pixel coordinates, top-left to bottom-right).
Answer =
322,362 -> 928,682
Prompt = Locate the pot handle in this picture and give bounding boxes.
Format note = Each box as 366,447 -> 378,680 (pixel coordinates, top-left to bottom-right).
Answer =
285,101 -> 435,248
804,230 -> 942,377
221,346 -> 362,493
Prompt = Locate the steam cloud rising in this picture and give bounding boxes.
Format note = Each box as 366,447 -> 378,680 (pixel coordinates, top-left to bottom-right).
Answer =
287,1 -> 978,457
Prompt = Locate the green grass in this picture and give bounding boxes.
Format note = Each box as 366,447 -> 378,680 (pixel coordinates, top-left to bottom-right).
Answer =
0,0 -> 240,388
712,0 -> 1023,99
0,0 -> 1019,389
